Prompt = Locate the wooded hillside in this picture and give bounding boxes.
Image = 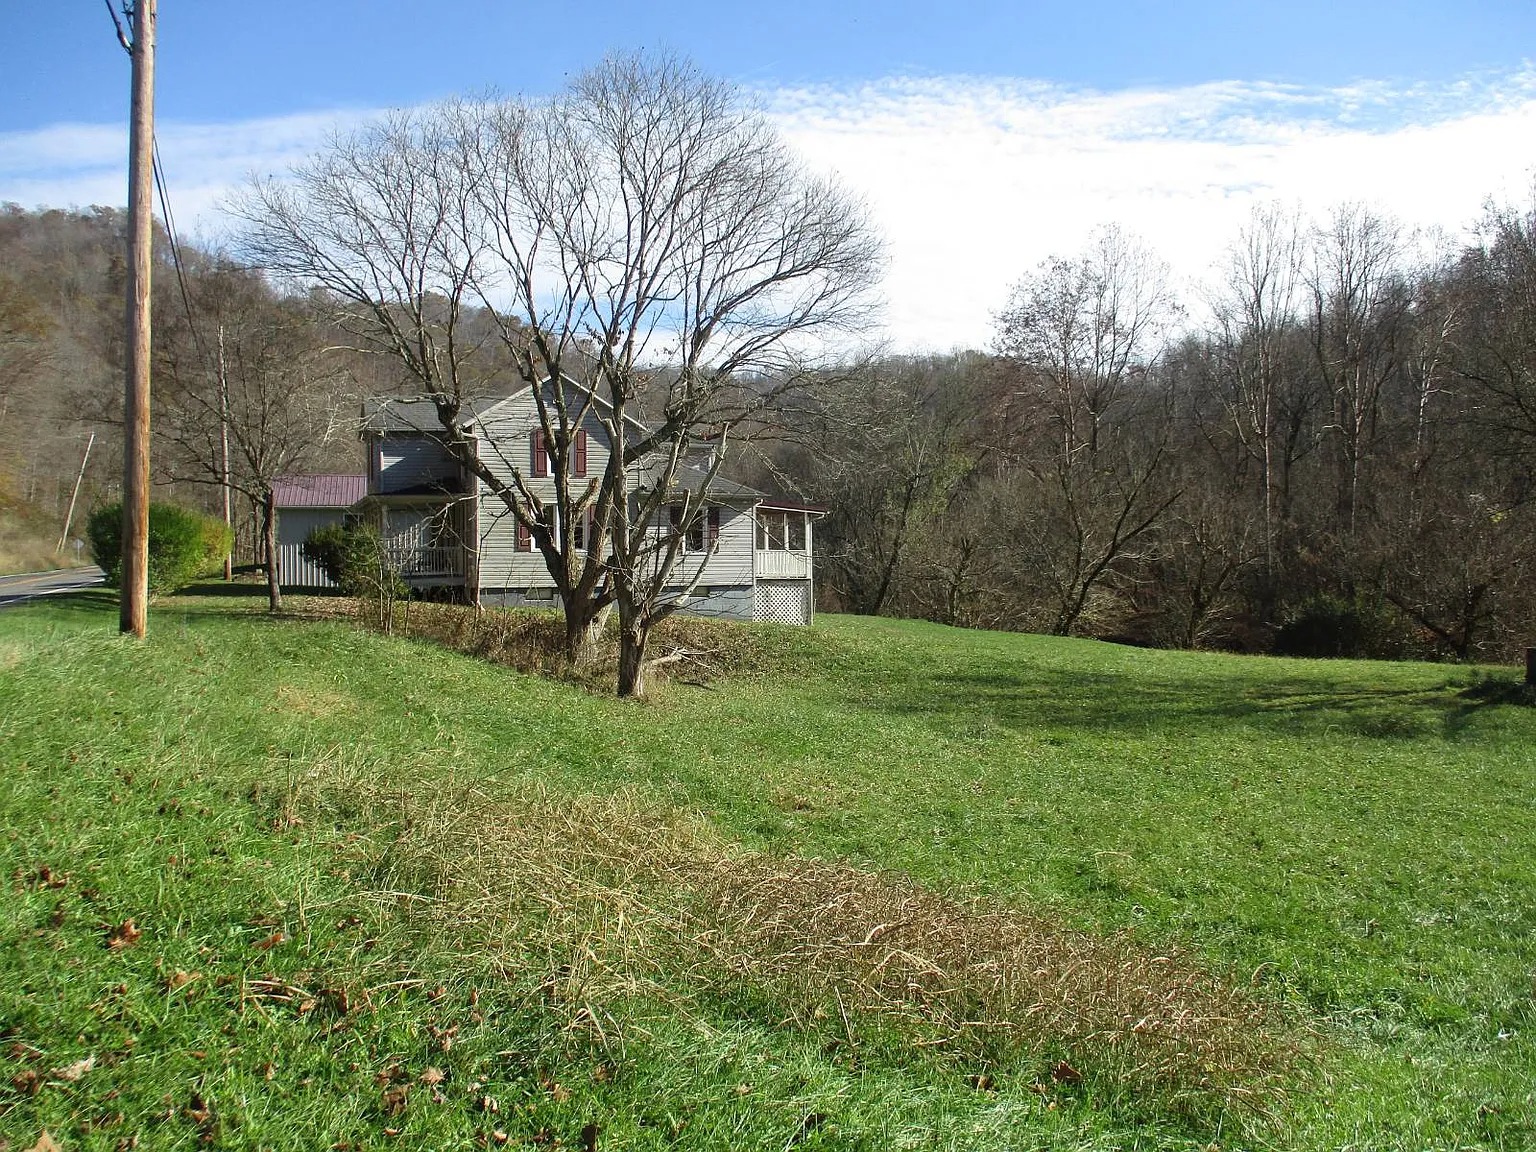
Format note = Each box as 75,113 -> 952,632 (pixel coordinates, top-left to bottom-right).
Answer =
4,194 -> 1534,661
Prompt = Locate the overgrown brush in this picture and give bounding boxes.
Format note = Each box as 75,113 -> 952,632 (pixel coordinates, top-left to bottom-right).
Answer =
399,602 -> 809,690
296,772 -> 1304,1121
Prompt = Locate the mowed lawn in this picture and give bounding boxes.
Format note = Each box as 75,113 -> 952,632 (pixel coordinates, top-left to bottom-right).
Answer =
1,590 -> 1533,1150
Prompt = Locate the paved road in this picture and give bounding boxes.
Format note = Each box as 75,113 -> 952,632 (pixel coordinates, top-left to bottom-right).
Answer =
0,566 -> 106,608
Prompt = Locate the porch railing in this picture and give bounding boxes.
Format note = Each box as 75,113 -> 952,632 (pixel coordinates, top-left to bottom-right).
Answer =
755,549 -> 810,579
388,546 -> 464,578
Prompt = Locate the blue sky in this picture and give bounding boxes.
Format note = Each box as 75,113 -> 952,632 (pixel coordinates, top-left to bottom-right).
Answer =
5,2 -> 1536,348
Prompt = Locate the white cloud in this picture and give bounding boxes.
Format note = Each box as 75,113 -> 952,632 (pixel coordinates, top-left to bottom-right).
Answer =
4,72 -> 1535,350
766,70 -> 1536,349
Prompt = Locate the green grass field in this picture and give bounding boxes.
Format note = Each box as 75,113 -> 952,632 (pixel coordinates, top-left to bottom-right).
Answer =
1,590 -> 1533,1150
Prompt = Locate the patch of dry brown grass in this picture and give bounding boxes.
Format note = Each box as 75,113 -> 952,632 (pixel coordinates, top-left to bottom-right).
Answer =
306,775 -> 1303,1117
0,540 -> 70,576
401,603 -> 575,680
270,684 -> 358,719
398,602 -> 807,691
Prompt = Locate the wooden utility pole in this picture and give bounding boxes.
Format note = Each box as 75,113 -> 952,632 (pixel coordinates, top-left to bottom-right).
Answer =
119,0 -> 156,636
218,324 -> 233,581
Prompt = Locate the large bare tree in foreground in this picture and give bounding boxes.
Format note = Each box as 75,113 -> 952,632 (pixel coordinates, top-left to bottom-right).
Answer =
236,53 -> 882,695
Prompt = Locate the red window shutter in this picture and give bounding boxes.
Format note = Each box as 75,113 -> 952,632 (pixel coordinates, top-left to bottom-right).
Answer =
516,521 -> 531,552
574,429 -> 587,477
707,507 -> 720,552
669,504 -> 682,537
532,430 -> 548,477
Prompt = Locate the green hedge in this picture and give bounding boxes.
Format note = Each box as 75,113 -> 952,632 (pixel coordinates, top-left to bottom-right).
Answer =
87,501 -> 231,595
301,522 -> 405,598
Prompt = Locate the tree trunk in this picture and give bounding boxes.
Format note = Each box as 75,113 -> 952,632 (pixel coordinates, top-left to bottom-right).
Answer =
616,619 -> 649,698
563,600 -> 611,666
262,496 -> 282,613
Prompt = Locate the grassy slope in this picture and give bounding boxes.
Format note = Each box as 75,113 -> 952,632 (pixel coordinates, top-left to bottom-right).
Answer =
1,591 -> 1533,1149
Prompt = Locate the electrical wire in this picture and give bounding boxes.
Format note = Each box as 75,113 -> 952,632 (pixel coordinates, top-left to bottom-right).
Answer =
153,142 -> 212,364
105,1 -> 214,366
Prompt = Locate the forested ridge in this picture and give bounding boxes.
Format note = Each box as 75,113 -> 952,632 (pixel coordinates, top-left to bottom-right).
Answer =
3,194 -> 1534,661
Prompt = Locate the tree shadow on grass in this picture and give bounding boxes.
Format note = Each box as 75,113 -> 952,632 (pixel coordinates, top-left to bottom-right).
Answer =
861,661 -> 1507,744
178,580 -> 273,598
3,588 -> 120,620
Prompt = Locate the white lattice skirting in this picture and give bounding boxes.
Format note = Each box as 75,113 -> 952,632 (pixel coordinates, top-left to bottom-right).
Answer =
754,580 -> 809,625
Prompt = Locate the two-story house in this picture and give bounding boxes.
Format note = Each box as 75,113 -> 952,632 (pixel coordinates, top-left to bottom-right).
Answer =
272,384 -> 821,624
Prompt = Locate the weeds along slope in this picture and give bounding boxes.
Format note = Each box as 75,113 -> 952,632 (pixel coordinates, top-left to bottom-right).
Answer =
307,772 -> 1302,1119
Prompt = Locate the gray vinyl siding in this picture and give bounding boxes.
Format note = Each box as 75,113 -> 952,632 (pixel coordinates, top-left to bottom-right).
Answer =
466,387 -> 783,618
658,585 -> 755,620
474,390 -> 614,592
276,507 -> 347,590
378,436 -> 457,493
649,503 -> 755,587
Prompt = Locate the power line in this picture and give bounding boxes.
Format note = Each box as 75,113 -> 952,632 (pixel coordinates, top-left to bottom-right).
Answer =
153,141 -> 211,363
105,2 -> 213,366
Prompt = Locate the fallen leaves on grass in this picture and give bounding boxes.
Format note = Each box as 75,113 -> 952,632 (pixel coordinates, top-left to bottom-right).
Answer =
379,1084 -> 409,1118
16,866 -> 69,891
50,1056 -> 94,1082
104,920 -> 141,950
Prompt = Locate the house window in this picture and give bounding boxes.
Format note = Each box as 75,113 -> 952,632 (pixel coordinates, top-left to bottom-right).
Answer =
670,505 -> 720,552
757,509 -> 805,550
566,506 -> 593,551
533,427 -> 586,478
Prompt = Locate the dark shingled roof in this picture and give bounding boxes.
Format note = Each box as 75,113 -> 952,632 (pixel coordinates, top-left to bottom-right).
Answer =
652,462 -> 767,504
360,397 -> 510,434
271,474 -> 367,508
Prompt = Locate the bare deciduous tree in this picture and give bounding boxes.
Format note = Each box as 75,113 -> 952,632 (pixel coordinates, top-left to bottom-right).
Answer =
236,53 -> 882,695
154,260 -> 347,610
1307,205 -> 1410,546
994,228 -> 1182,635
1207,204 -> 1308,574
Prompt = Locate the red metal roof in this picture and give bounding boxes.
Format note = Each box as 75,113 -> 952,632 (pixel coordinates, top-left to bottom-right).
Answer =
271,474 -> 367,508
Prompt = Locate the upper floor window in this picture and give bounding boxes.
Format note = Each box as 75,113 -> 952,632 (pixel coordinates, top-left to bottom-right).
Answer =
533,428 -> 587,478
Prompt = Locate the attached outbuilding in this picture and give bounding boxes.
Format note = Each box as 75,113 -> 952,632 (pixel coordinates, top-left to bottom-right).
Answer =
270,474 -> 367,591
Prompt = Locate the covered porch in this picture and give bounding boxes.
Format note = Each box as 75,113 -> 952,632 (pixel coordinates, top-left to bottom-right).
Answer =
368,496 -> 473,585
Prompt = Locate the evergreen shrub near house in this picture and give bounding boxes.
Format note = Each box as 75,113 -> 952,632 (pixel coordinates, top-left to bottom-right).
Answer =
86,501 -> 231,595
302,522 -> 407,632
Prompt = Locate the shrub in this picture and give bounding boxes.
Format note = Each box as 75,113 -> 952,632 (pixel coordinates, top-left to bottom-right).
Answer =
1272,594 -> 1403,659
301,522 -> 394,593
302,521 -> 406,632
87,501 -> 229,595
